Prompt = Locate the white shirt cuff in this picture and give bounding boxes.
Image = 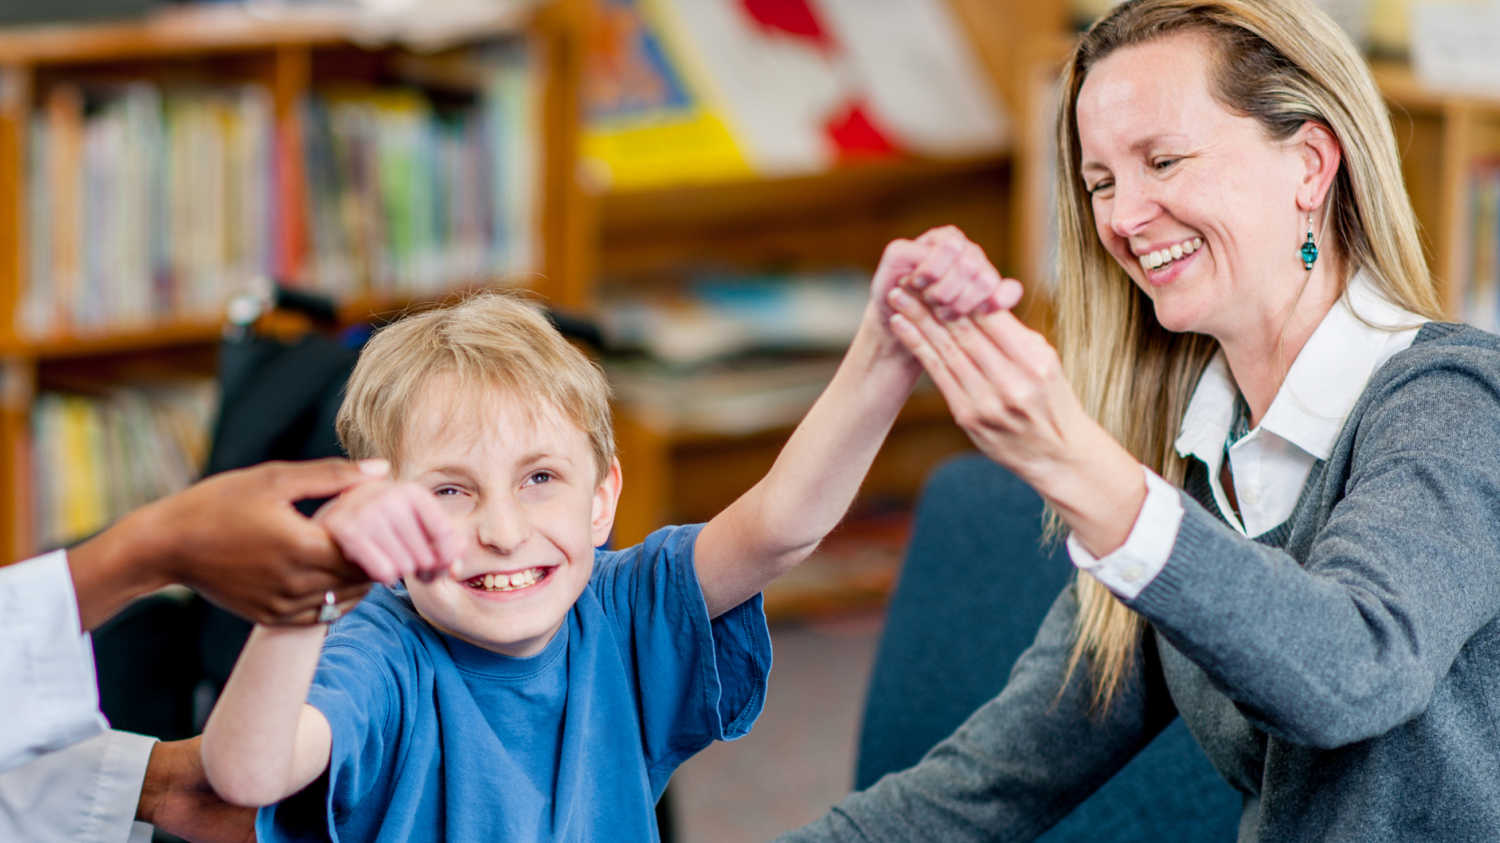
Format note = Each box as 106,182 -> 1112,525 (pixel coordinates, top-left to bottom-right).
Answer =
1066,466 -> 1184,600
0,729 -> 157,843
0,550 -> 108,772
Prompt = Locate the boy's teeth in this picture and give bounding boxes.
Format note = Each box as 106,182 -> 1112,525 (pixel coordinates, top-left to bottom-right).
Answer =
471,567 -> 543,592
1139,237 -> 1202,271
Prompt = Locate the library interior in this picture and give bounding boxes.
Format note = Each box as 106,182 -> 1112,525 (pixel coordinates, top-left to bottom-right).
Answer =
2,0 -> 1497,840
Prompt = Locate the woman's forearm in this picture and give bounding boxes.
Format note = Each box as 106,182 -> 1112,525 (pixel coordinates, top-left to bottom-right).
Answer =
201,624 -> 331,807
1028,419 -> 1149,558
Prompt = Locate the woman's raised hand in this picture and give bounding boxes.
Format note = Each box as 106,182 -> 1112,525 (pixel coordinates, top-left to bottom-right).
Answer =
886,239 -> 1146,557
887,284 -> 1083,483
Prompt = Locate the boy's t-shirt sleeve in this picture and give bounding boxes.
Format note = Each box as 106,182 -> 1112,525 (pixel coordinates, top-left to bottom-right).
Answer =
256,638 -> 398,843
592,523 -> 773,781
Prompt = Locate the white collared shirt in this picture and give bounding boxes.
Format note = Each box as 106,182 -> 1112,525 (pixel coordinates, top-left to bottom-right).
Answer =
1069,272 -> 1428,598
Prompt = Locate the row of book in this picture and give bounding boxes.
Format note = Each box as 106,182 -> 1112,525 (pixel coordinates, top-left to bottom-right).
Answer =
304,45 -> 539,300
23,84 -> 276,337
20,43 -> 538,338
31,381 -> 216,551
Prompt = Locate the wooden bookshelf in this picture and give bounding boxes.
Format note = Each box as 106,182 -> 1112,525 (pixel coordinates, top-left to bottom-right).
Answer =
0,0 -> 1071,608
0,1 -> 590,558
1374,61 -> 1500,319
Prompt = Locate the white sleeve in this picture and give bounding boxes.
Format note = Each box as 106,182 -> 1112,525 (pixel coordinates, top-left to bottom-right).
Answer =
0,550 -> 109,772
1066,466 -> 1185,600
0,729 -> 158,843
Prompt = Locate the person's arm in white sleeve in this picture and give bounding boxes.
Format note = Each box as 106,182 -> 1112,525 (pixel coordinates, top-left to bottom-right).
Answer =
1065,467 -> 1185,600
0,729 -> 154,843
0,551 -> 109,771
0,731 -> 255,843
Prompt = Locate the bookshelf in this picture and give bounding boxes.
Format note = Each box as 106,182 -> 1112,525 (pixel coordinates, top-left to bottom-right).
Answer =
0,1 -> 591,559
0,0 -> 1072,619
1374,62 -> 1500,325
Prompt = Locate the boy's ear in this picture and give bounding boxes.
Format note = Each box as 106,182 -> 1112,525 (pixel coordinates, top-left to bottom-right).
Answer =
590,458 -> 624,547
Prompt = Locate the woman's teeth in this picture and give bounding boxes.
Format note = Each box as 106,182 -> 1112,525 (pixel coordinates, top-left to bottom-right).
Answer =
469,568 -> 544,592
1139,237 -> 1202,270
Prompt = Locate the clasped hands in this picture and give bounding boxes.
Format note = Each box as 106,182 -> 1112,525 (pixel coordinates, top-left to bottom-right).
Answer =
875,226 -> 1081,484
877,226 -> 1144,558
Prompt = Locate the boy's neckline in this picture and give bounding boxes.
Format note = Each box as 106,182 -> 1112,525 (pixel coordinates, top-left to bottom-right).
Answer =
439,618 -> 571,679
381,583 -> 574,679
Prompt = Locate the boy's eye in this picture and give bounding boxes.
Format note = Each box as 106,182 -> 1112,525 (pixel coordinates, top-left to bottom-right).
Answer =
526,471 -> 553,486
433,485 -> 464,497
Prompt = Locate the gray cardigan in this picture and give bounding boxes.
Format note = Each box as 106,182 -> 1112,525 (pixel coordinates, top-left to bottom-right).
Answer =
779,323 -> 1500,843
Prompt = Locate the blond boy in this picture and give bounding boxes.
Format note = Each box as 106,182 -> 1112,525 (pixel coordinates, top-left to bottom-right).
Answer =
201,228 -> 1018,842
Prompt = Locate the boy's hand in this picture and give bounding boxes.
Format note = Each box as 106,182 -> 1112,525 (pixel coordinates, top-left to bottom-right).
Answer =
869,226 -> 1023,330
315,464 -> 461,587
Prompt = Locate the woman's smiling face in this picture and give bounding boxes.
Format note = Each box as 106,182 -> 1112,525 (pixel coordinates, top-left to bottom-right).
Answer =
1076,31 -> 1314,340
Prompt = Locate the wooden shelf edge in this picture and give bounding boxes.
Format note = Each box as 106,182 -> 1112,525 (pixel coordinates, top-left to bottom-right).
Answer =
1374,60 -> 1500,114
598,153 -> 1012,234
0,3 -> 539,64
1,321 -> 223,359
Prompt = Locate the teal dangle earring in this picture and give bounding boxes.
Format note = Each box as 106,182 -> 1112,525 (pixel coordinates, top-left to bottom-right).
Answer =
1300,211 -> 1319,270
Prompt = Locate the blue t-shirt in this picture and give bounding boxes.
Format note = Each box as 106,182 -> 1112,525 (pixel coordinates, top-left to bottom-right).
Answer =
258,523 -> 771,843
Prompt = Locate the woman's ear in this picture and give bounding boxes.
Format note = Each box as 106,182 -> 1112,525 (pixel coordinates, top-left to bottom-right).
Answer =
1294,121 -> 1342,213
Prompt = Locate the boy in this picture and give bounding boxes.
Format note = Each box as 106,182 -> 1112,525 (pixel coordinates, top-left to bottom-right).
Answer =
202,227 -> 1017,842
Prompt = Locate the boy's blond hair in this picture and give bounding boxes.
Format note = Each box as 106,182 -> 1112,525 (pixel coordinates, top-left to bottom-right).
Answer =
336,292 -> 615,480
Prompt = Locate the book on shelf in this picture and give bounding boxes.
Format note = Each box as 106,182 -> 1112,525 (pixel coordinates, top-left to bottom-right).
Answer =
1465,159 -> 1500,332
20,42 -> 540,339
31,380 -> 217,551
601,269 -> 937,438
598,270 -> 869,366
581,0 -> 1008,191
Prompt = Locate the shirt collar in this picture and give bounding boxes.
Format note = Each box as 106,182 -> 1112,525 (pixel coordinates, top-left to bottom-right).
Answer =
1175,271 -> 1426,463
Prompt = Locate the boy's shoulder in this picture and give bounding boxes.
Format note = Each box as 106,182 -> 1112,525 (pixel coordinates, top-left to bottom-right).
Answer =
590,522 -> 706,584
325,584 -> 441,664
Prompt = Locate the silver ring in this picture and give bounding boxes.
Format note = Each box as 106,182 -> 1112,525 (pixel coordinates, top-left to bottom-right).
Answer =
318,590 -> 342,623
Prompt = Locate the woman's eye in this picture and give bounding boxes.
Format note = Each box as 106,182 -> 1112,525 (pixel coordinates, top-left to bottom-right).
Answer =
1088,180 -> 1113,196
1154,158 -> 1179,171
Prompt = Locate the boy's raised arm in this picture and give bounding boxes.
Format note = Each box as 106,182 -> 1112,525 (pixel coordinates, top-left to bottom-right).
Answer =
693,227 -> 1022,618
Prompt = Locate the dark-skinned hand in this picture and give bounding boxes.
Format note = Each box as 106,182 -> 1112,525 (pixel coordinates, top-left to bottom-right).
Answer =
136,736 -> 255,843
68,459 -> 384,630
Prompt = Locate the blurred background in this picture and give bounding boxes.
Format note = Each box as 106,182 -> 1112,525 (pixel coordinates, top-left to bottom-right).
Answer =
0,0 -> 1496,840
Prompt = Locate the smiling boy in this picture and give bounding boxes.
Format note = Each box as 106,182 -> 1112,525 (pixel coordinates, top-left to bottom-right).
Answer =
200,229 -> 1018,843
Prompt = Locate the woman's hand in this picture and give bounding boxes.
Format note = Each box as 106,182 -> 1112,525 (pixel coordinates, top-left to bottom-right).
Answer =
885,285 -> 1147,557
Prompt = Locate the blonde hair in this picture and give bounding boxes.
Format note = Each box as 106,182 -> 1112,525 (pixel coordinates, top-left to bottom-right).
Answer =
1054,0 -> 1444,710
337,292 -> 616,481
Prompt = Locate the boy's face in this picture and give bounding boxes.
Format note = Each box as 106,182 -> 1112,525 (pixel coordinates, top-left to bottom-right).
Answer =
397,377 -> 621,658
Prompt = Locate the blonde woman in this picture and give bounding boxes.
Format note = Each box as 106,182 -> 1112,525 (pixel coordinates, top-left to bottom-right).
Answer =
779,0 -> 1500,840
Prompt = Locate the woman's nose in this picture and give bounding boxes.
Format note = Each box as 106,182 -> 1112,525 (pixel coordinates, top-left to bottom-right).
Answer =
1107,176 -> 1159,239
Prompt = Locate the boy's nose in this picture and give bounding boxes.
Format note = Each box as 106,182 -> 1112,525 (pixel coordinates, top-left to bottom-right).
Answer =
471,494 -> 531,559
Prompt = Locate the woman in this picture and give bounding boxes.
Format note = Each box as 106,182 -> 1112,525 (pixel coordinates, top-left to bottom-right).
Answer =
780,0 -> 1500,840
